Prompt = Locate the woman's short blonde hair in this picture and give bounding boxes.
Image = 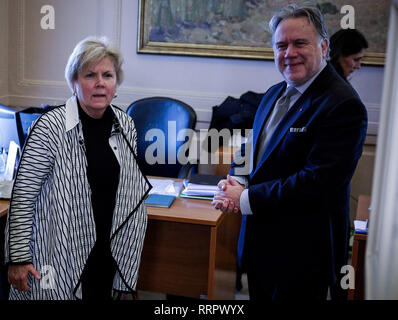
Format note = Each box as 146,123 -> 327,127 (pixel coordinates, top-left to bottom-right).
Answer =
65,36 -> 124,92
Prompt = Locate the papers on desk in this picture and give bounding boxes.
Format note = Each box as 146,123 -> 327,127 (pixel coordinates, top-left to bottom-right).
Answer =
181,183 -> 219,197
148,178 -> 183,197
179,193 -> 214,201
179,174 -> 224,200
354,220 -> 368,234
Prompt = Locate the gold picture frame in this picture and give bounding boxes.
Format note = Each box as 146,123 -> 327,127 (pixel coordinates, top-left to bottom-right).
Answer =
137,0 -> 388,66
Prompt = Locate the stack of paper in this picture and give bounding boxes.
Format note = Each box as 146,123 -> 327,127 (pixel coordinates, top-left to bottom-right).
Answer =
148,178 -> 183,197
179,174 -> 224,200
354,220 -> 368,234
181,183 -> 219,197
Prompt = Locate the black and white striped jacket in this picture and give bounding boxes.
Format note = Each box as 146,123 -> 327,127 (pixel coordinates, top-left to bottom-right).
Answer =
5,96 -> 151,300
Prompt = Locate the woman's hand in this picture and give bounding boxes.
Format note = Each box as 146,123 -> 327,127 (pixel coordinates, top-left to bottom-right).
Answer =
8,264 -> 41,292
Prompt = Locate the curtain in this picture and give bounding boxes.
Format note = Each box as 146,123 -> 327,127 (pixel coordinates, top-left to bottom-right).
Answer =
366,0 -> 398,300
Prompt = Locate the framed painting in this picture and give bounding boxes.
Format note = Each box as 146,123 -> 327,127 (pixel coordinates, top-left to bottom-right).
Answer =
138,0 -> 390,65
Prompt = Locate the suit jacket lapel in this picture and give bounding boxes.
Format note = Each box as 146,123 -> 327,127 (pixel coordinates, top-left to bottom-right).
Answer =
253,97 -> 312,175
252,84 -> 285,164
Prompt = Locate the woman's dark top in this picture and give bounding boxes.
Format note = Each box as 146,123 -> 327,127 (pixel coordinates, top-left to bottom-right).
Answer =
78,102 -> 120,300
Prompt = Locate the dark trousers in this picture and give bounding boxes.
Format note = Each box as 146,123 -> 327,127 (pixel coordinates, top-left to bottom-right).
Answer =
81,241 -> 116,300
247,263 -> 329,301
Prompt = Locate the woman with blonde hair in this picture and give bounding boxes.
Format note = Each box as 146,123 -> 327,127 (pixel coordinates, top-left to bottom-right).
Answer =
5,36 -> 150,300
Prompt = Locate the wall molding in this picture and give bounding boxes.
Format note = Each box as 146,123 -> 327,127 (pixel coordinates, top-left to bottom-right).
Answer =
365,103 -> 380,136
113,0 -> 122,48
16,0 -> 25,87
15,0 -> 123,88
96,0 -> 104,36
0,0 -> 7,90
0,95 -> 9,105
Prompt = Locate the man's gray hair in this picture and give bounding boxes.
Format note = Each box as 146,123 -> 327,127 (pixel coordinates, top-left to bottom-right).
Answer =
65,36 -> 124,92
269,4 -> 329,44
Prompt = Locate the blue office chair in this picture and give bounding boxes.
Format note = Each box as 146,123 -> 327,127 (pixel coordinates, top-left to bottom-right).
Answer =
126,97 -> 197,178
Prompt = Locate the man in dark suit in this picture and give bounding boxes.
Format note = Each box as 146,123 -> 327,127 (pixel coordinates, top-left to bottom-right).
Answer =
213,4 -> 367,300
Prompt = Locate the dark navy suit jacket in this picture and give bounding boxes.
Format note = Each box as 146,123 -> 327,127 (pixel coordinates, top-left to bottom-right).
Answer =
231,64 -> 367,288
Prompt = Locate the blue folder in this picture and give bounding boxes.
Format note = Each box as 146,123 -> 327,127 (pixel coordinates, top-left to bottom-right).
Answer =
145,194 -> 175,208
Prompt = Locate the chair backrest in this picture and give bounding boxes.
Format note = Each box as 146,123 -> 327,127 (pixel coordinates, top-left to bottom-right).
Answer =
16,107 -> 43,147
0,105 -> 20,153
126,97 -> 197,178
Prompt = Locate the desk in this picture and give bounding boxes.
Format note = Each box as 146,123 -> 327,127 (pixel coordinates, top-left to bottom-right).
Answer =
348,195 -> 370,300
0,185 -> 241,300
138,189 -> 241,299
0,200 -> 8,218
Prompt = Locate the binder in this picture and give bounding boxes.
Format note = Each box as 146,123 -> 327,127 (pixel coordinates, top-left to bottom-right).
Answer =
145,194 -> 176,208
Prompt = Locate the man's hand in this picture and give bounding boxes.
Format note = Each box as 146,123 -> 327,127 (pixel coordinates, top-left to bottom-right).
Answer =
212,175 -> 245,214
8,264 -> 41,292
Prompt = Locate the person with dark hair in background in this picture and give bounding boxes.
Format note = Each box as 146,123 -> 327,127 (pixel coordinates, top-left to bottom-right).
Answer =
213,4 -> 367,300
5,36 -> 150,300
329,29 -> 368,82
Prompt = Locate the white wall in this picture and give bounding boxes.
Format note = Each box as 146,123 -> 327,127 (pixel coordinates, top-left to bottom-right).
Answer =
2,0 -> 384,133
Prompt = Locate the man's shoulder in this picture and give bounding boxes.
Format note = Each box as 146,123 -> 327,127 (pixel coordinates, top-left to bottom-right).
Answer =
311,65 -> 362,101
323,78 -> 362,104
313,69 -> 367,120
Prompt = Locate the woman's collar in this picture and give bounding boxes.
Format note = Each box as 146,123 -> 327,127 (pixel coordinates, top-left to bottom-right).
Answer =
65,95 -> 125,133
65,95 -> 80,132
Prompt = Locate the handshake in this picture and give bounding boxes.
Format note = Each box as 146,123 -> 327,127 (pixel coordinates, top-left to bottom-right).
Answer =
212,175 -> 245,214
